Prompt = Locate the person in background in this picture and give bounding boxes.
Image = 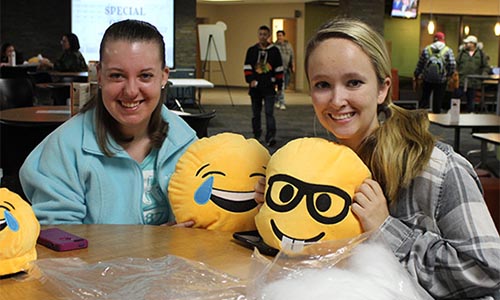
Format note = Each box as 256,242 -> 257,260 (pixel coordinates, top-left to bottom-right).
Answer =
244,25 -> 284,147
20,20 -> 197,225
255,18 -> 500,299
413,32 -> 456,113
0,42 -> 23,66
455,35 -> 491,113
39,33 -> 88,72
274,30 -> 295,111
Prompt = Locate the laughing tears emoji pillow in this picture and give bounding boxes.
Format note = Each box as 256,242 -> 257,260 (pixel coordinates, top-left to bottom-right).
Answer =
168,133 -> 270,231
0,188 -> 40,276
255,138 -> 371,250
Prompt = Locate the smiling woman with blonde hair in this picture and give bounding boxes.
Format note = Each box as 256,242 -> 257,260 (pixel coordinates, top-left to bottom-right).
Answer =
255,17 -> 500,299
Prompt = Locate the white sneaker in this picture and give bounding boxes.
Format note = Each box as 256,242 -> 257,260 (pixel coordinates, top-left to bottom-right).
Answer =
280,104 -> 286,110
275,102 -> 280,108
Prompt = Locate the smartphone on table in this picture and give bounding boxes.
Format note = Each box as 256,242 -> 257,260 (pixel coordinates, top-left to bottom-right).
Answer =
232,230 -> 279,257
37,228 -> 88,251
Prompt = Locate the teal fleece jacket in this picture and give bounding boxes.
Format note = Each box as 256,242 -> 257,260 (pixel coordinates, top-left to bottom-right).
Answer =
20,106 -> 197,225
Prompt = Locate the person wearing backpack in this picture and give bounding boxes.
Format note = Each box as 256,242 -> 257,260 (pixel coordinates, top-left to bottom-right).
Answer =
413,32 -> 456,113
455,35 -> 491,113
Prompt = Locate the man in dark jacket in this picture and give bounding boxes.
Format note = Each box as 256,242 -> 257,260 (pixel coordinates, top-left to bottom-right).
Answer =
244,25 -> 283,147
456,35 -> 491,113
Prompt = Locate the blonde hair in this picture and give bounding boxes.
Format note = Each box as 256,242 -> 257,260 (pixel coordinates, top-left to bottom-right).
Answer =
305,18 -> 435,202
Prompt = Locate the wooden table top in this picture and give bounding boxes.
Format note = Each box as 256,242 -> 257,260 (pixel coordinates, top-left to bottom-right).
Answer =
0,225 -> 256,299
472,132 -> 500,145
428,113 -> 500,128
0,105 -> 70,124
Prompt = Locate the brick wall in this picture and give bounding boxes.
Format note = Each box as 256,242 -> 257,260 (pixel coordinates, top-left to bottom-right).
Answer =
0,0 -> 197,68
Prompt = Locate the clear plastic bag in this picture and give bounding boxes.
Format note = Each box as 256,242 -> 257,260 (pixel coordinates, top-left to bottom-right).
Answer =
20,231 -> 432,300
248,231 -> 433,300
30,256 -> 248,300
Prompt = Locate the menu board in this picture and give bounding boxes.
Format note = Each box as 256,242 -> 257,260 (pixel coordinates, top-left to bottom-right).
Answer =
72,0 -> 175,68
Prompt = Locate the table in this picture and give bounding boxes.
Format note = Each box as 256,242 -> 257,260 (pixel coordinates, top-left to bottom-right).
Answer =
428,113 -> 500,153
464,74 -> 500,115
0,225 -> 256,299
48,71 -> 88,83
0,105 -> 70,124
168,78 -> 214,111
35,82 -> 72,105
472,132 -> 500,170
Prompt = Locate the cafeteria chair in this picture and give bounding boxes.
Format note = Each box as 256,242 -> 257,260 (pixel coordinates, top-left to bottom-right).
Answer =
479,176 -> 500,232
0,64 -> 37,79
0,120 -> 61,198
0,78 -> 34,110
177,110 -> 216,138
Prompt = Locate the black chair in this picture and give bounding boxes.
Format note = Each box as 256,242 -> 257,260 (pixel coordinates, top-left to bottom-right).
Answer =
0,120 -> 61,197
0,78 -> 35,110
0,65 -> 37,78
177,110 -> 216,138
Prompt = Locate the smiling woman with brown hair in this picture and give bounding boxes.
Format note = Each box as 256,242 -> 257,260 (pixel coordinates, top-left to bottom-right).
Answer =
20,20 -> 197,226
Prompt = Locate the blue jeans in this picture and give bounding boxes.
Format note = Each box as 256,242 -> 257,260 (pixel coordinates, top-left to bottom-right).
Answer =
455,86 -> 476,113
276,69 -> 291,106
251,93 -> 276,142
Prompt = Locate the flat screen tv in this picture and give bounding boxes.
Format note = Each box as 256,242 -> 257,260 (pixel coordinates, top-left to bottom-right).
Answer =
71,0 -> 175,68
391,0 -> 419,19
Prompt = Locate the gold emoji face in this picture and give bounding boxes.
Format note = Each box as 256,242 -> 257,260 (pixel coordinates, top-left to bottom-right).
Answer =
255,138 -> 371,250
169,133 -> 270,231
0,188 -> 40,275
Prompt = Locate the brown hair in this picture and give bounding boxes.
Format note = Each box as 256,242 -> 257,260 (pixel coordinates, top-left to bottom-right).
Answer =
81,19 -> 168,157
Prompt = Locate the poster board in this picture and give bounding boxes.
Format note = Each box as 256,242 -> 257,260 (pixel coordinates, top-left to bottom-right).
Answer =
198,22 -> 227,61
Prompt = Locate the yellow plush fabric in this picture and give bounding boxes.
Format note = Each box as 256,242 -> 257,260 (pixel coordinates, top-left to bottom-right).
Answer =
255,138 -> 371,250
169,133 -> 270,231
0,188 -> 40,276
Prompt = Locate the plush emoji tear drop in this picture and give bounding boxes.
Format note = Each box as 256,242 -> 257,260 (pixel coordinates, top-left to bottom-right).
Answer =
168,133 -> 270,231
0,188 -> 40,276
255,138 -> 371,250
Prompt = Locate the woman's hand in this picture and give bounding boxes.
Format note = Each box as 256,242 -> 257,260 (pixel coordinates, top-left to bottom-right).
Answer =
352,179 -> 389,232
162,220 -> 195,227
254,177 -> 266,207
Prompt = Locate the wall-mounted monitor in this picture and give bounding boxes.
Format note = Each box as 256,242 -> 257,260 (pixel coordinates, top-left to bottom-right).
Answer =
391,0 -> 419,19
71,0 -> 175,68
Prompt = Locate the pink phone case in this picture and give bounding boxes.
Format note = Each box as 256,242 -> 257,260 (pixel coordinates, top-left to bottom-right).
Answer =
37,228 -> 88,251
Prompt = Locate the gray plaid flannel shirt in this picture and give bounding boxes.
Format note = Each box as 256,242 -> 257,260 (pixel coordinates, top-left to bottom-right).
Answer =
381,142 -> 500,299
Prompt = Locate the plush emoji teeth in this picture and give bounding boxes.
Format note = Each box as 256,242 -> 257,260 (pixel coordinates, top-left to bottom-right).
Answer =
211,189 -> 255,202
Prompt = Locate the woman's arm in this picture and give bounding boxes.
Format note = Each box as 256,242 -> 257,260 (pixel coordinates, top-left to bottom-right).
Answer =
381,152 -> 500,299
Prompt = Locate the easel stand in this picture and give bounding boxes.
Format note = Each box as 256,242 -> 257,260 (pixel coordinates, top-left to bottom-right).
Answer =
202,34 -> 234,106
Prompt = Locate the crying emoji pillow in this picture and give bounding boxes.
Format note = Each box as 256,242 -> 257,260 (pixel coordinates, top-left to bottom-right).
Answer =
0,188 -> 40,276
168,133 -> 270,232
255,138 -> 371,250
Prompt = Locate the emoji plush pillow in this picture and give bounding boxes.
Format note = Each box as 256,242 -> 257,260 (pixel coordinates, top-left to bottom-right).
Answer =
168,133 -> 270,231
0,188 -> 40,276
255,138 -> 371,250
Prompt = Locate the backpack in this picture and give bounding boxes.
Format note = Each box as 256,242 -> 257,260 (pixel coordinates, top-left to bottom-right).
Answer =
423,46 -> 448,82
